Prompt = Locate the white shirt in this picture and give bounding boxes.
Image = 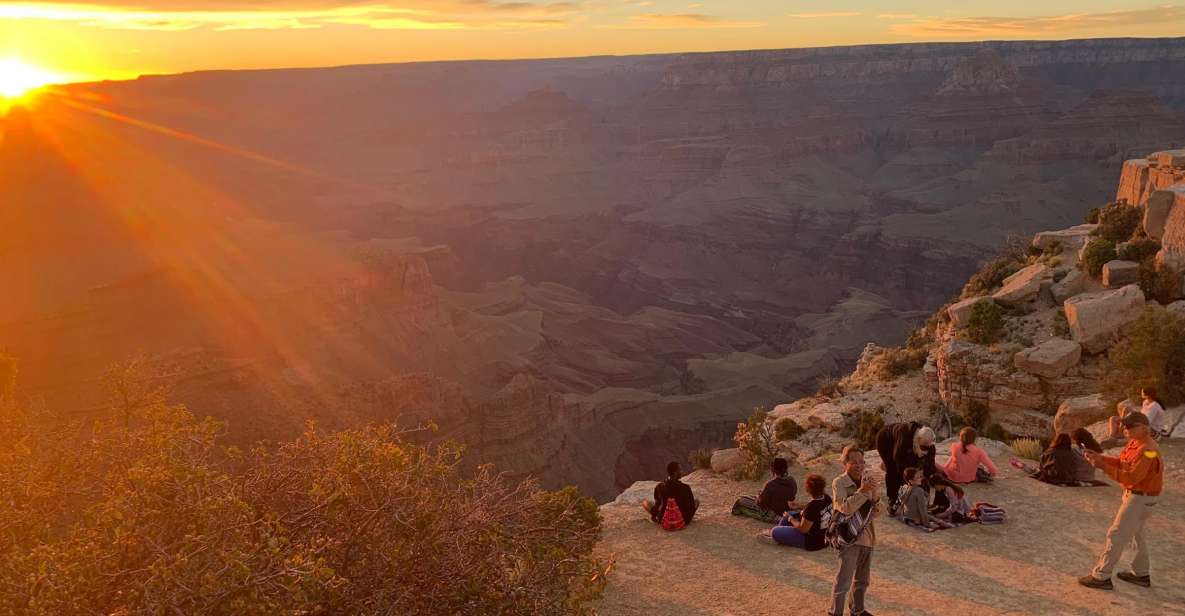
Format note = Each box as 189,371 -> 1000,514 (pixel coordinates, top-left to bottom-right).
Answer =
1142,399 -> 1167,434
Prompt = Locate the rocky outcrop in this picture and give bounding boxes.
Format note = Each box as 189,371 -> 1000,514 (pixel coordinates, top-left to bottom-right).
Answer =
1014,339 -> 1081,379
1144,188 -> 1181,239
710,448 -> 745,474
1116,152 -> 1185,206
1064,285 -> 1146,353
1052,394 -> 1110,435
1032,224 -> 1097,253
992,263 -> 1051,306
1158,185 -> 1185,277
1102,260 -> 1140,288
948,296 -> 994,329
1051,269 -> 1086,303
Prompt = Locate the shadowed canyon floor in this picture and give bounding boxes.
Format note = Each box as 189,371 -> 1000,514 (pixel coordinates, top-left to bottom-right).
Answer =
596,440 -> 1185,615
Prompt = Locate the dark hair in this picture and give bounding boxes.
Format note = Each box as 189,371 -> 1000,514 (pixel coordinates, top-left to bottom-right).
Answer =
931,475 -> 964,499
1142,387 -> 1161,405
1049,433 -> 1072,450
902,466 -> 920,482
1071,428 -> 1103,453
805,473 -> 826,498
959,427 -> 977,455
666,461 -> 682,477
771,457 -> 789,477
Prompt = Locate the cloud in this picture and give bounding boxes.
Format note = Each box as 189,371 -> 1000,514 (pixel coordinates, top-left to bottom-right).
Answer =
0,1 -> 582,31
877,13 -> 916,20
786,11 -> 859,19
893,4 -> 1185,37
611,12 -> 761,29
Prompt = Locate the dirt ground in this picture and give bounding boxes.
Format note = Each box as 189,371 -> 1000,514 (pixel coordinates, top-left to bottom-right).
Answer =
595,440 -> 1185,616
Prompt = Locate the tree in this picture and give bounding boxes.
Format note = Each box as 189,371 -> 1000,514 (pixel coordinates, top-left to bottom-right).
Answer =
1103,307 -> 1185,407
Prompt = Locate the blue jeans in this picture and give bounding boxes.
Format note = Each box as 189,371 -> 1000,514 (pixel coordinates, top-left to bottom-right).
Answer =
771,512 -> 807,548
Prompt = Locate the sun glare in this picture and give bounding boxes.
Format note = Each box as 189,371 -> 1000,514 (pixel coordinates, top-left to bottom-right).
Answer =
0,58 -> 61,99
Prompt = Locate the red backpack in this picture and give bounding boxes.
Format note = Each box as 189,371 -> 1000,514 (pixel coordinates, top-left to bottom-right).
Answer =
660,497 -> 686,531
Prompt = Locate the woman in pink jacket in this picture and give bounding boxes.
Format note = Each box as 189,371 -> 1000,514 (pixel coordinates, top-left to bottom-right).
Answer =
943,427 -> 998,483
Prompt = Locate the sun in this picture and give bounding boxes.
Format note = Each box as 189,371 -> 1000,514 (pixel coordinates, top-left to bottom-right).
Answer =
0,58 -> 61,99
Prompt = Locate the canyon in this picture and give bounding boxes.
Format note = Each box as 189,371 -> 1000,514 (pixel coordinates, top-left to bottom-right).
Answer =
3,37 -> 1185,500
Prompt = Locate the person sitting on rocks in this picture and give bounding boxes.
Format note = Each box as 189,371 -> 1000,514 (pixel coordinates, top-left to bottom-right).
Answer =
900,467 -> 953,530
1105,388 -> 1168,445
1034,433 -> 1079,486
1071,428 -> 1104,483
732,457 -> 799,523
641,461 -> 698,529
928,475 -> 973,524
761,473 -> 831,550
942,427 -> 998,484
875,422 -> 937,513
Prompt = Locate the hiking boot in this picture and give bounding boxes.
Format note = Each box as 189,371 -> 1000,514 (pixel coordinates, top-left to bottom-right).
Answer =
1077,575 -> 1113,590
1117,572 -> 1151,587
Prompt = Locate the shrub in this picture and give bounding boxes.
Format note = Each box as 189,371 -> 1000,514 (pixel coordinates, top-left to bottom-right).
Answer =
0,402 -> 605,615
866,346 -> 928,381
1137,260 -> 1181,305
1096,202 -> 1142,242
775,417 -> 806,442
1084,207 -> 1101,224
689,448 -> 714,470
733,407 -> 779,480
962,400 -> 990,431
815,374 -> 843,398
846,409 -> 885,451
1103,306 -> 1185,407
1011,437 -> 1043,461
962,257 -> 1021,299
965,301 -> 1006,344
982,423 -> 1012,444
1117,238 -> 1161,263
1080,238 -> 1117,277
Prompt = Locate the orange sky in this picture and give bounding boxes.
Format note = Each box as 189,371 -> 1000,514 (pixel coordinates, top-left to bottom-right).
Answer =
2,1 -> 1185,82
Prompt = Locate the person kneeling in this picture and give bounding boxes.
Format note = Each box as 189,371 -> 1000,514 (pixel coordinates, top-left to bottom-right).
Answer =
763,473 -> 831,550
901,467 -> 952,530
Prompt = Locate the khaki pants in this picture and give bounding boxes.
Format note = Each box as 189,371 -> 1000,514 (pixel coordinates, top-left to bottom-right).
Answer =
830,544 -> 872,616
1092,491 -> 1157,579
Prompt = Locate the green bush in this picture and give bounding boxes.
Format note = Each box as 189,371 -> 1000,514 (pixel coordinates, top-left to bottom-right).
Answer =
962,257 -> 1021,299
775,417 -> 806,442
846,410 -> 885,451
1103,306 -> 1185,407
1097,202 -> 1142,242
966,301 -> 1006,344
962,401 -> 991,431
1080,238 -> 1117,277
0,402 -> 605,615
867,346 -> 928,381
1137,260 -> 1181,305
1117,238 -> 1161,263
1084,207 -> 1101,224
689,448 -> 714,470
732,407 -> 779,480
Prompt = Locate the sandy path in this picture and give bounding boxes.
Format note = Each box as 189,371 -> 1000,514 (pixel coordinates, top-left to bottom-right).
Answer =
595,441 -> 1185,616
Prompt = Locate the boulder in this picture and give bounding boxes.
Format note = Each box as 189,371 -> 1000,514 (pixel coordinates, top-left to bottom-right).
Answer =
948,296 -> 994,329
1051,269 -> 1086,303
710,448 -> 746,474
612,481 -> 659,506
1064,285 -> 1146,353
1152,149 -> 1185,168
807,402 -> 851,431
1053,394 -> 1109,435
778,440 -> 819,462
997,410 -> 1053,438
1032,224 -> 1098,252
1143,189 -> 1179,240
992,263 -> 1051,306
1101,260 -> 1140,288
1013,339 -> 1082,379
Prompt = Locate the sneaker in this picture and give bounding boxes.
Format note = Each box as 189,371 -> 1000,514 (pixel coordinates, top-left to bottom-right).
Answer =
1077,575 -> 1113,590
1116,572 -> 1151,587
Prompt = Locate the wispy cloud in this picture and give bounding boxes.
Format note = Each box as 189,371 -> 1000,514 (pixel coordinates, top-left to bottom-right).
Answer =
787,11 -> 859,19
893,4 -> 1185,37
877,13 -> 916,20
0,1 -> 581,31
609,12 -> 761,29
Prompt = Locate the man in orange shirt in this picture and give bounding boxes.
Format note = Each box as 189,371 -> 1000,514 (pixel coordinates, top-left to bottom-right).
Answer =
1078,412 -> 1163,590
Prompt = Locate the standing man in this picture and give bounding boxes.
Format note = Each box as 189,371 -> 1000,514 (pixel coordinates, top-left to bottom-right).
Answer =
830,445 -> 880,616
1078,412 -> 1164,590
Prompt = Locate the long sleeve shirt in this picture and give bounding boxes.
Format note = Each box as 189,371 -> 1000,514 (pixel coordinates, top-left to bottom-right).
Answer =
901,485 -> 933,526
1098,439 -> 1163,496
942,443 -> 999,483
832,472 -> 878,547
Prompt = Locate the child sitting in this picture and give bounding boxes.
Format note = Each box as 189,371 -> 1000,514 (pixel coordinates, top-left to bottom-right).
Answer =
929,476 -> 973,524
900,467 -> 953,530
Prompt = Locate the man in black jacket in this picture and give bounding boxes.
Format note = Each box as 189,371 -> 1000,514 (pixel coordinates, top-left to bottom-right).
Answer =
874,421 -> 937,513
641,461 -> 698,524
